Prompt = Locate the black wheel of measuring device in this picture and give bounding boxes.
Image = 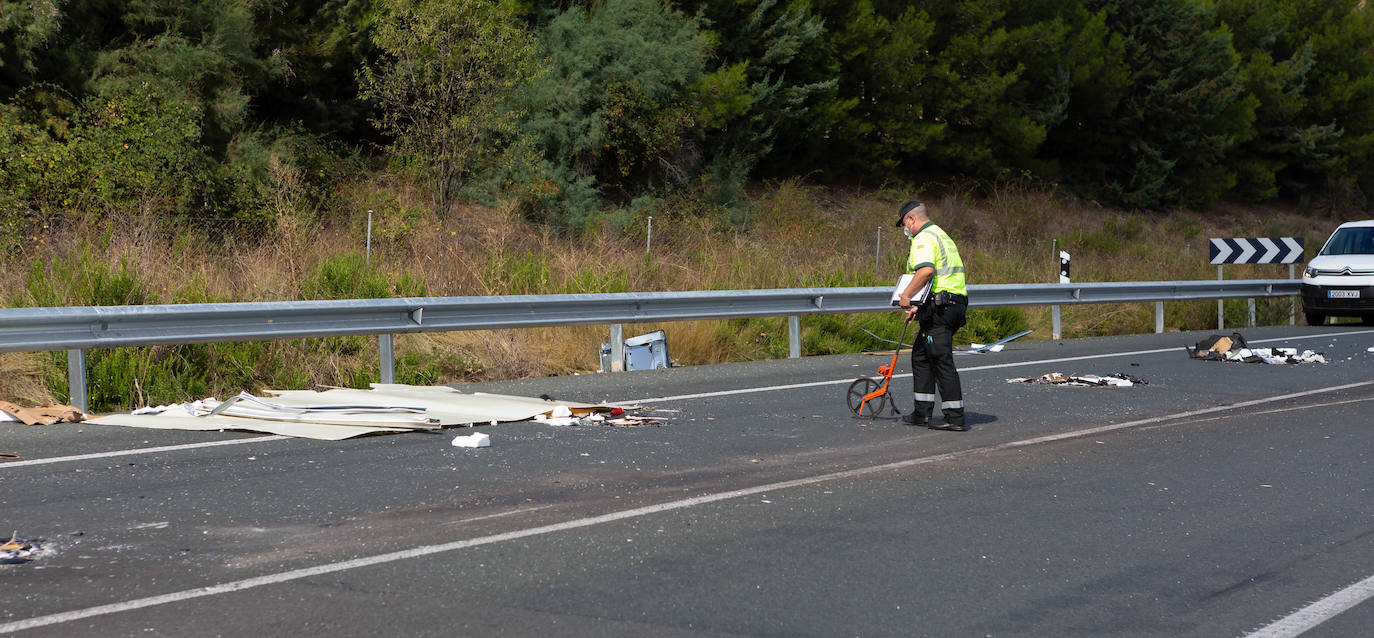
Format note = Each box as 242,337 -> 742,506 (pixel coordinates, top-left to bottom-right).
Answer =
846,377 -> 889,417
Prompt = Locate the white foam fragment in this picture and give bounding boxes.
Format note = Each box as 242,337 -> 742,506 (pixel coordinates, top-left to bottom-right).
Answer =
451,432 -> 491,447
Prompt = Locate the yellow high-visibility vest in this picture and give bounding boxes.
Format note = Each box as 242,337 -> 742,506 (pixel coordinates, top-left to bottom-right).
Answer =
906,222 -> 967,295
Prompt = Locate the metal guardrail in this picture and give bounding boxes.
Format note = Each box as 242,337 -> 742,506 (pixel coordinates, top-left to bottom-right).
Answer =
0,279 -> 1300,411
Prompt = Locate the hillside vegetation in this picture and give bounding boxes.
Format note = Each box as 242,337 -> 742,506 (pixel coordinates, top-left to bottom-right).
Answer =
0,182 -> 1346,410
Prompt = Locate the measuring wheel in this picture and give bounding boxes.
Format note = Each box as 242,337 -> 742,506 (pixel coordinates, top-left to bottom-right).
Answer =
846,377 -> 890,418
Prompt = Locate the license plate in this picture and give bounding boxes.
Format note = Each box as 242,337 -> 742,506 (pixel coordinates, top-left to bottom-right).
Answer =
1328,290 -> 1361,299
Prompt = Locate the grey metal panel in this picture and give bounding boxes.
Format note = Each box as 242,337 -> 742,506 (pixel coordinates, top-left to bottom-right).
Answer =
0,280 -> 1301,353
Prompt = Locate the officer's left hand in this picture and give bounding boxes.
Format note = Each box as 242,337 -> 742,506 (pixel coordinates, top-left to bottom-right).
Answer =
905,305 -> 919,320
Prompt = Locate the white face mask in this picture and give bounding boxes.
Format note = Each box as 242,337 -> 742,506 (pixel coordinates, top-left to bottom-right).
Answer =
903,226 -> 914,239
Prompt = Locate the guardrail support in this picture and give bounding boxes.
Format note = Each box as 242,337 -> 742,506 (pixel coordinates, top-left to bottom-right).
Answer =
67,349 -> 87,413
1248,298 -> 1257,327
1155,302 -> 1164,334
1289,264 -> 1297,325
609,324 -> 624,372
788,316 -> 801,358
1218,266 -> 1226,330
379,334 -> 395,384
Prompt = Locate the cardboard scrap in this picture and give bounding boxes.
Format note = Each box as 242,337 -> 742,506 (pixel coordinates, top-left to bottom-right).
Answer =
0,401 -> 86,426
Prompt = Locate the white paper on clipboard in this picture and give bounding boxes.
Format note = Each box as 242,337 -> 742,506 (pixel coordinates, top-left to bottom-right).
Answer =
891,274 -> 933,306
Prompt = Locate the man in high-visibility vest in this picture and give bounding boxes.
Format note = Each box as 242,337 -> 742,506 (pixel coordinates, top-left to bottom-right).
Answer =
894,200 -> 969,431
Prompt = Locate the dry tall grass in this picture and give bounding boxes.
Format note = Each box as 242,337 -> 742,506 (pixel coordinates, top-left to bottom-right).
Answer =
0,178 -> 1354,406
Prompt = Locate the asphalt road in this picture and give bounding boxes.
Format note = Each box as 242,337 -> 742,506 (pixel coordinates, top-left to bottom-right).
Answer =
3,325 -> 1374,637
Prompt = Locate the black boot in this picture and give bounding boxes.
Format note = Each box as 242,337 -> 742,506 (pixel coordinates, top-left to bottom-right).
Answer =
902,411 -> 930,426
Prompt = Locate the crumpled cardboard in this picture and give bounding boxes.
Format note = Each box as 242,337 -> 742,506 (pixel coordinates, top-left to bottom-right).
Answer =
0,401 -> 86,425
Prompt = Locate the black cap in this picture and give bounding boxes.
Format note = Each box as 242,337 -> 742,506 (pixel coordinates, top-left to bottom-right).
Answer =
895,200 -> 922,226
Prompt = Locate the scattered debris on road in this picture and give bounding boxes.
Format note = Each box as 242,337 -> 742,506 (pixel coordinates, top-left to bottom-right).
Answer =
1007,372 -> 1147,387
0,532 -> 41,565
1186,332 -> 1326,364
0,401 -> 87,425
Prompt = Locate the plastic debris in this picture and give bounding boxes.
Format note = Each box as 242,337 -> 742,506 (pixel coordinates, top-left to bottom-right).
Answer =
1186,332 -> 1326,364
957,329 -> 1033,355
1007,372 -> 1148,387
451,432 -> 491,448
0,532 -> 41,564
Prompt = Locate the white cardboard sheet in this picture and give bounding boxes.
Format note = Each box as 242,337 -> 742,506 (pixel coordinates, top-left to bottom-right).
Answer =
86,384 -> 626,440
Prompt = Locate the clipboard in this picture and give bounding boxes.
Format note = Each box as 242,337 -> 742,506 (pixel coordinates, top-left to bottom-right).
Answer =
891,273 -> 933,306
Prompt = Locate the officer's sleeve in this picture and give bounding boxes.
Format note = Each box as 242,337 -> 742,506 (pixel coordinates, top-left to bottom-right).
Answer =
908,236 -> 936,273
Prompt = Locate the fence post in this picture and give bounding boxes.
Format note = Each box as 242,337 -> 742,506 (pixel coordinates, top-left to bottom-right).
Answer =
366,210 -> 373,264
379,334 -> 395,384
67,349 -> 88,413
875,226 -> 882,271
788,316 -> 801,358
646,216 -> 653,257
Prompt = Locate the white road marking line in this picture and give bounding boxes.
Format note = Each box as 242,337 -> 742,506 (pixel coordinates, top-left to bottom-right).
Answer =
4,378 -> 1373,634
5,328 -> 1371,468
1243,573 -> 1374,638
0,436 -> 286,469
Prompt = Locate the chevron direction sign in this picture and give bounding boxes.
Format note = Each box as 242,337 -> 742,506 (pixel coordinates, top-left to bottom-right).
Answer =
1208,237 -> 1304,265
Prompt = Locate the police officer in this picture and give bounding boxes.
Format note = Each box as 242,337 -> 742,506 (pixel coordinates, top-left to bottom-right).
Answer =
894,200 -> 969,431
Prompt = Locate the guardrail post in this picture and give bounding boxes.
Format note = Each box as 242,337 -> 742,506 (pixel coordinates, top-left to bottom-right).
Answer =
1217,265 -> 1225,330
788,316 -> 801,358
1155,301 -> 1164,333
1289,263 -> 1296,326
1248,298 -> 1256,327
379,334 -> 395,384
67,349 -> 88,413
610,324 -> 624,372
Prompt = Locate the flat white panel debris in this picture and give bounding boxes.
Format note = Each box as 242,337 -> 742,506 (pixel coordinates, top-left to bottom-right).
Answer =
87,384 -> 633,440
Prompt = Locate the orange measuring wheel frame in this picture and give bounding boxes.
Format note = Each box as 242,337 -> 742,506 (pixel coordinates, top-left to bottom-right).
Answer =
846,316 -> 914,418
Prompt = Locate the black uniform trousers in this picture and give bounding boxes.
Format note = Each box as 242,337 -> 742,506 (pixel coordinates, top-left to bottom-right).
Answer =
911,298 -> 967,425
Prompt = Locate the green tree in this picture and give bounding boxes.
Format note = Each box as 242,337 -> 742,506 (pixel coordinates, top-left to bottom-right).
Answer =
63,79 -> 205,216
359,0 -> 538,212
1216,0 -> 1336,202
518,0 -> 710,225
1222,0 -> 1374,205
805,0 -> 939,175
250,0 -> 380,142
1073,0 -> 1253,209
676,0 -> 834,192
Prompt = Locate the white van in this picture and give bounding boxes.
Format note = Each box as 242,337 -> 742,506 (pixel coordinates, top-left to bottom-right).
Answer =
1300,220 -> 1374,325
